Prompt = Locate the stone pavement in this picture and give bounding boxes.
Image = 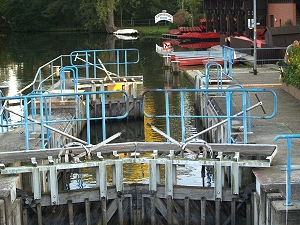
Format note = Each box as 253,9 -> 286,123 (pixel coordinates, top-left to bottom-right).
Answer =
231,65 -> 300,166
231,64 -> 300,208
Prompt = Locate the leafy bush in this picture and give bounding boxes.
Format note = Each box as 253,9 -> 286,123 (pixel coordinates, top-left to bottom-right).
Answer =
172,10 -> 192,28
283,46 -> 300,89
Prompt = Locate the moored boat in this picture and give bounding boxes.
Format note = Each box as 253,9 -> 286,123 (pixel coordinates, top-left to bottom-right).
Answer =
178,32 -> 221,43
169,50 -> 240,67
113,29 -> 138,36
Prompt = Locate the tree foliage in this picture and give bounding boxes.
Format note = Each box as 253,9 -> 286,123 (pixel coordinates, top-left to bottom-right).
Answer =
283,46 -> 300,89
173,10 -> 192,27
0,0 -> 201,32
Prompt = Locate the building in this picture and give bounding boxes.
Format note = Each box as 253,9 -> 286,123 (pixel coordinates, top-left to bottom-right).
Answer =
203,0 -> 299,38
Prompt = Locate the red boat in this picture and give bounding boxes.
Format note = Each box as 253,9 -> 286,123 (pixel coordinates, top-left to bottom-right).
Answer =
173,56 -> 225,66
178,41 -> 220,49
170,50 -> 240,68
178,32 -> 221,43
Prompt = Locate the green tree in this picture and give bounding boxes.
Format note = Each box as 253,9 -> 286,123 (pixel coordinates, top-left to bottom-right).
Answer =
185,0 -> 202,26
3,0 -> 51,31
283,46 -> 300,89
80,0 -> 119,33
178,0 -> 202,26
42,0 -> 82,29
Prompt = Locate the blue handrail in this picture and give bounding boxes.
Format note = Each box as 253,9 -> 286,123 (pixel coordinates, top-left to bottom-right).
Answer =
0,90 -> 130,150
142,88 -> 277,143
274,134 -> 300,206
69,49 -> 140,78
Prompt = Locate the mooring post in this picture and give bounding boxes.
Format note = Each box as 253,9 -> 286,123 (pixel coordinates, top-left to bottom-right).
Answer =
163,55 -> 171,67
171,61 -> 180,73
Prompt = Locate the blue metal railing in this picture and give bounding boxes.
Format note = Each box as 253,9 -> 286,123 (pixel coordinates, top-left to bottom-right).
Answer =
274,134 -> 300,206
0,49 -> 141,149
70,49 -> 140,78
142,88 -> 277,144
0,90 -> 130,150
223,46 -> 235,78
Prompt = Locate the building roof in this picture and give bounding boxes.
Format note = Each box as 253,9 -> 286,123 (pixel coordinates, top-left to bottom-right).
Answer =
264,26 -> 300,35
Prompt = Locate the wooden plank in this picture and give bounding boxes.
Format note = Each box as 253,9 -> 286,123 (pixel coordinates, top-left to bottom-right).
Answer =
40,185 -> 234,207
155,198 -> 167,221
0,142 -> 276,164
107,199 -> 118,223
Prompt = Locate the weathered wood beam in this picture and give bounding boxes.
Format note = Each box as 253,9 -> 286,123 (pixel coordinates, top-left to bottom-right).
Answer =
85,198 -> 91,225
68,200 -> 74,225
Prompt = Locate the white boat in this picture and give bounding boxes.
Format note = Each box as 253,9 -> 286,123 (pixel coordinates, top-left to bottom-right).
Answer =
114,34 -> 138,40
113,29 -> 138,35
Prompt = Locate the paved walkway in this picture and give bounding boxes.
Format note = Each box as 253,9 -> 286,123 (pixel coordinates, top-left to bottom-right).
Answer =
231,64 -> 300,204
231,65 -> 300,165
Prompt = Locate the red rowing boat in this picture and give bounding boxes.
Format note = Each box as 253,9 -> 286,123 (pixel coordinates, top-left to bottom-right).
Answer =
178,32 -> 220,43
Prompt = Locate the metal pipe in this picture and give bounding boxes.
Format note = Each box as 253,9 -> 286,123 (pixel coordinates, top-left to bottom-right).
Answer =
146,123 -> 196,156
253,0 -> 257,75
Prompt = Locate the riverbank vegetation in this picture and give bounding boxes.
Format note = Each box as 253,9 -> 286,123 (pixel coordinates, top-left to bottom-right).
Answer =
0,0 -> 204,33
283,46 -> 300,89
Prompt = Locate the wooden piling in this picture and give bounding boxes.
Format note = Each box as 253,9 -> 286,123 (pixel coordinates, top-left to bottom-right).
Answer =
163,55 -> 171,67
246,201 -> 251,225
101,197 -> 107,225
215,198 -> 221,225
171,61 -> 180,73
36,199 -> 43,225
231,196 -> 236,225
68,200 -> 74,225
85,198 -> 91,225
201,197 -> 206,225
22,206 -> 28,225
118,197 -> 123,225
167,195 -> 173,225
150,195 -> 156,225
184,197 -> 190,225
0,199 -> 6,225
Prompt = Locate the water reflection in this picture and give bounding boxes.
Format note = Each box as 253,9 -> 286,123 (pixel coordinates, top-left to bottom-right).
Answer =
0,32 -> 213,189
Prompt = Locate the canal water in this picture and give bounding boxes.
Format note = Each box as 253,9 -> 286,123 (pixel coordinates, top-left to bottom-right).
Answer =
0,31 -> 213,187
